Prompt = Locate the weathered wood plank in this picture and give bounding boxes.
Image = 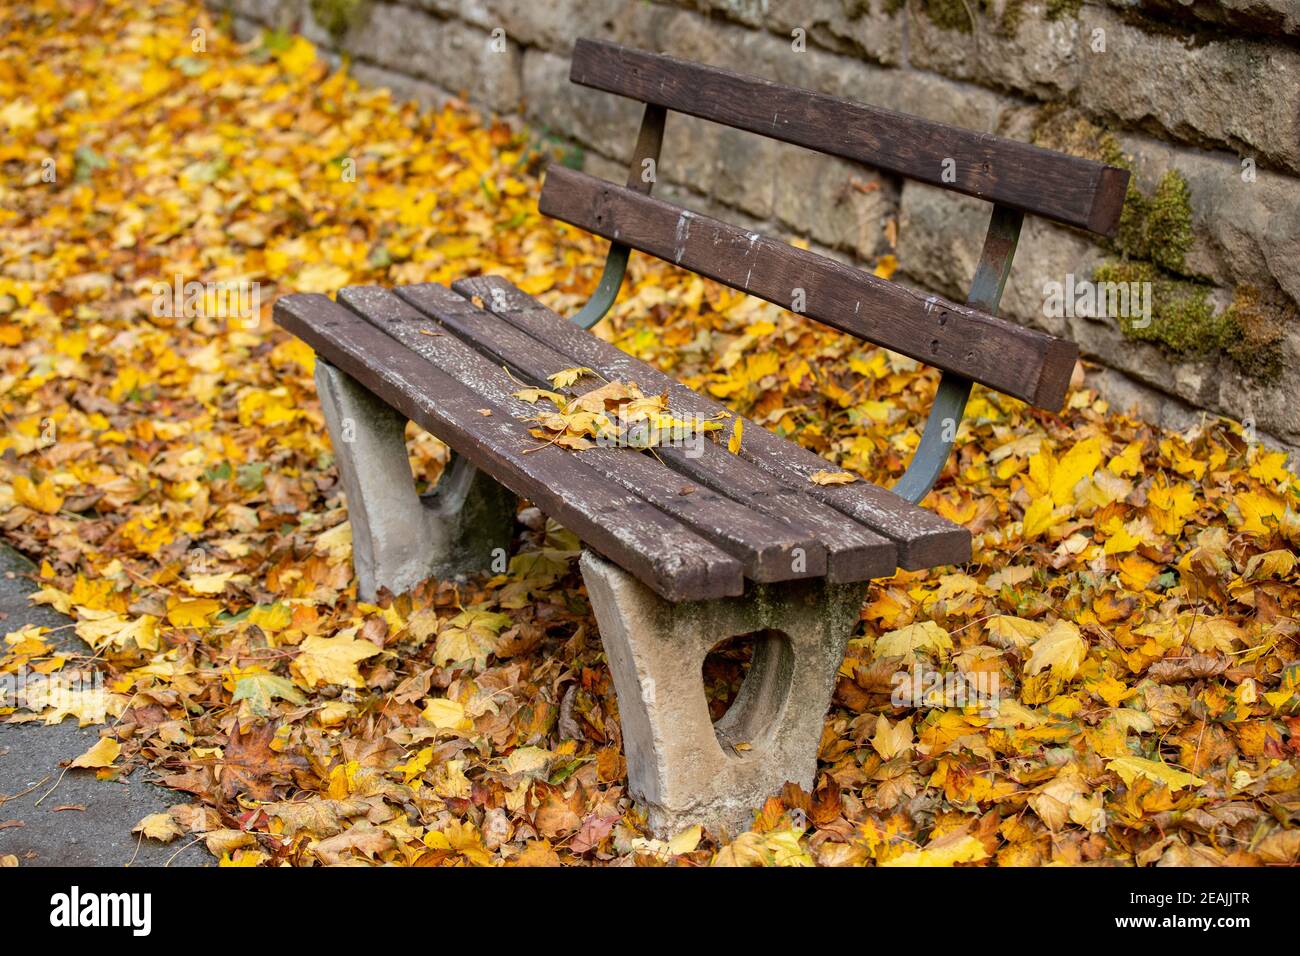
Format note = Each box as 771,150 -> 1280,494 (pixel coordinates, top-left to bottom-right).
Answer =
539,166 -> 1077,410
451,275 -> 971,570
273,293 -> 744,602
394,282 -> 896,582
334,286 -> 828,583
570,39 -> 1129,235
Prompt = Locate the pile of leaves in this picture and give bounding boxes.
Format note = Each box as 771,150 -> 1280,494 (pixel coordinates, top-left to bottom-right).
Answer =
515,366 -> 725,452
0,0 -> 1297,866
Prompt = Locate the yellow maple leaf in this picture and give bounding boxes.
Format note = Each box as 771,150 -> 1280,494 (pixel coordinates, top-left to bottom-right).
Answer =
1027,437 -> 1102,506
1232,490 -> 1285,537
292,631 -> 381,689
513,387 -> 566,406
1147,481 -> 1198,536
1107,440 -> 1144,477
727,417 -> 743,454
547,367 -> 594,388
274,35 -> 319,77
421,697 -> 473,732
166,598 -> 223,628
133,812 -> 184,843
870,715 -> 914,759
1024,621 -> 1087,680
649,825 -> 698,857
874,620 -> 952,660
516,271 -> 554,295
1088,672 -> 1136,708
70,737 -> 120,770
74,608 -> 158,652
247,603 -> 293,633
1107,755 -> 1205,792
880,831 -> 987,867
1022,496 -> 1065,540
315,522 -> 352,563
810,470 -> 857,485
294,263 -> 350,293
433,608 -> 511,669
1103,523 -> 1143,555
1240,549 -> 1296,582
13,476 -> 64,515
986,615 -> 1048,649
184,572 -> 236,595
1183,615 -> 1243,654
1248,448 -> 1292,487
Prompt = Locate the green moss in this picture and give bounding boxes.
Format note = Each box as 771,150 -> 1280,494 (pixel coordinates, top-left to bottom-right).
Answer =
880,0 -> 908,14
1044,0 -> 1082,19
1145,171 -> 1195,272
1091,266 -> 1289,383
1222,285 -> 1289,382
998,0 -> 1027,35
1114,181 -> 1151,261
919,0 -> 976,33
1110,171 -> 1194,271
1033,112 -> 1195,273
913,0 -> 1077,34
309,0 -> 367,41
1094,260 -> 1224,354
1031,107 -> 1124,166
1035,111 -> 1285,383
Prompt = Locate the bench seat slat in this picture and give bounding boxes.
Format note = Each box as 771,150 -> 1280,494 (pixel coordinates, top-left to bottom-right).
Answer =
332,286 -> 831,584
393,282 -> 896,582
540,167 -> 1075,409
570,39 -> 1128,235
274,293 -> 744,601
450,275 -> 971,570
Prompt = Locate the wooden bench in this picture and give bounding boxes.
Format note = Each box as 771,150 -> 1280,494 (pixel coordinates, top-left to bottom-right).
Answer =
274,39 -> 1129,835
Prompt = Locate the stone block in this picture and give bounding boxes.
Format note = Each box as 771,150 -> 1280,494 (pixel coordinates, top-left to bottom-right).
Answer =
580,550 -> 865,836
1116,133 -> 1300,308
349,61 -> 457,111
764,0 -> 905,66
1105,0 -> 1300,39
773,149 -> 891,261
479,0 -> 628,53
315,362 -> 515,600
1079,5 -> 1300,175
341,2 -> 522,113
212,0 -> 302,28
522,48 -> 641,161
909,0 -> 1082,100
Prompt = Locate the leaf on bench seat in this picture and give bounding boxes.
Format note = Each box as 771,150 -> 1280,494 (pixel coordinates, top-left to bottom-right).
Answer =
519,376 -> 723,455
547,366 -> 595,388
809,469 -> 858,485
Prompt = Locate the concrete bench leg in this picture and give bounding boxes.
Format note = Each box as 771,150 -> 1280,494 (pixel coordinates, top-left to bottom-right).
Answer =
579,550 -> 866,837
315,361 -> 516,600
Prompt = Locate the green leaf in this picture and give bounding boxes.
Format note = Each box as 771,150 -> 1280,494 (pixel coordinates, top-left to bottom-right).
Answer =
233,673 -> 306,716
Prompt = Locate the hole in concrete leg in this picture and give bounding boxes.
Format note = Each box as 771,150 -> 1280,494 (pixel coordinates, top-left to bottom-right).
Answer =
702,633 -> 756,722
701,629 -> 794,757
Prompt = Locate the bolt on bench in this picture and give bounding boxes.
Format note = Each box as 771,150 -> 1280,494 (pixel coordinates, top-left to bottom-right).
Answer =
274,39 -> 1129,835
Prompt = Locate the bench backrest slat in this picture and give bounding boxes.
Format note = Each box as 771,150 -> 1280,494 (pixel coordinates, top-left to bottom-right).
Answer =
539,167 -> 1077,409
571,39 -> 1128,235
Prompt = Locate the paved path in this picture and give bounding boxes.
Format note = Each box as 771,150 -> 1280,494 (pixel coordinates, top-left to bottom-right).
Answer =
0,546 -> 208,866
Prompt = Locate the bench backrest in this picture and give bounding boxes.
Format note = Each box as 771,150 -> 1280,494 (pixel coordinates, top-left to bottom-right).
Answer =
538,39 -> 1131,411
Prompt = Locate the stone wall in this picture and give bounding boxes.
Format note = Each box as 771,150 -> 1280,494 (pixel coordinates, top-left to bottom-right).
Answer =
215,0 -> 1300,458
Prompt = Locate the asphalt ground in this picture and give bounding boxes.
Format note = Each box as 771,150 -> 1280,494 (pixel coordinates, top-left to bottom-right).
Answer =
0,545 -> 208,866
